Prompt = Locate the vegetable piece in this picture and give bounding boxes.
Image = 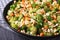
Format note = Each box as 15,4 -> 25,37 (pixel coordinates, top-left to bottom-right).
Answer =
51,15 -> 57,20
40,2 -> 46,8
10,13 -> 14,16
50,5 -> 54,10
31,8 -> 38,13
44,25 -> 48,30
11,22 -> 18,29
35,23 -> 42,29
57,16 -> 60,23
44,6 -> 50,12
18,14 -> 23,21
46,2 -> 51,7
14,17 -> 18,21
25,17 -> 31,21
10,3 -> 17,11
22,0 -> 25,4
34,14 -> 43,22
15,13 -> 20,17
58,0 -> 60,5
30,26 -> 37,35
20,25 -> 27,31
27,26 -> 37,35
34,0 -> 37,2
32,14 -> 43,28
52,7 -> 58,13
9,17 -> 18,23
32,3 -> 38,8
47,15 -> 52,21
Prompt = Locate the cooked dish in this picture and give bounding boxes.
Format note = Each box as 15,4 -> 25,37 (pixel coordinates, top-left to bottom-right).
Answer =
6,0 -> 60,37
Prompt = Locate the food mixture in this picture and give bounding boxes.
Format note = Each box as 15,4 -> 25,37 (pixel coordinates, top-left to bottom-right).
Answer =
6,0 -> 60,37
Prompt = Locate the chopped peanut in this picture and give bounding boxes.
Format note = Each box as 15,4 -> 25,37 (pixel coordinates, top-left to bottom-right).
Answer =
40,9 -> 45,14
6,16 -> 10,20
15,13 -> 19,17
51,15 -> 57,20
24,13 -> 29,17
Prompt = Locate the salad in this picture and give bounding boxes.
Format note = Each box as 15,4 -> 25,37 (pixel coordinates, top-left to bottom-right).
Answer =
6,0 -> 60,37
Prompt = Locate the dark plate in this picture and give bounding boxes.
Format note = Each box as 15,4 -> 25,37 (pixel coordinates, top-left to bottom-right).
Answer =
3,0 -> 60,40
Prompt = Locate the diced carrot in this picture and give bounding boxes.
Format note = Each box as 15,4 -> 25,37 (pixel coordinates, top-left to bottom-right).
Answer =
22,0 -> 25,3
53,15 -> 57,20
25,17 -> 31,21
22,0 -> 25,8
44,25 -> 48,30
46,2 -> 51,7
36,6 -> 39,8
40,32 -> 44,37
34,0 -> 37,2
10,13 -> 14,16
